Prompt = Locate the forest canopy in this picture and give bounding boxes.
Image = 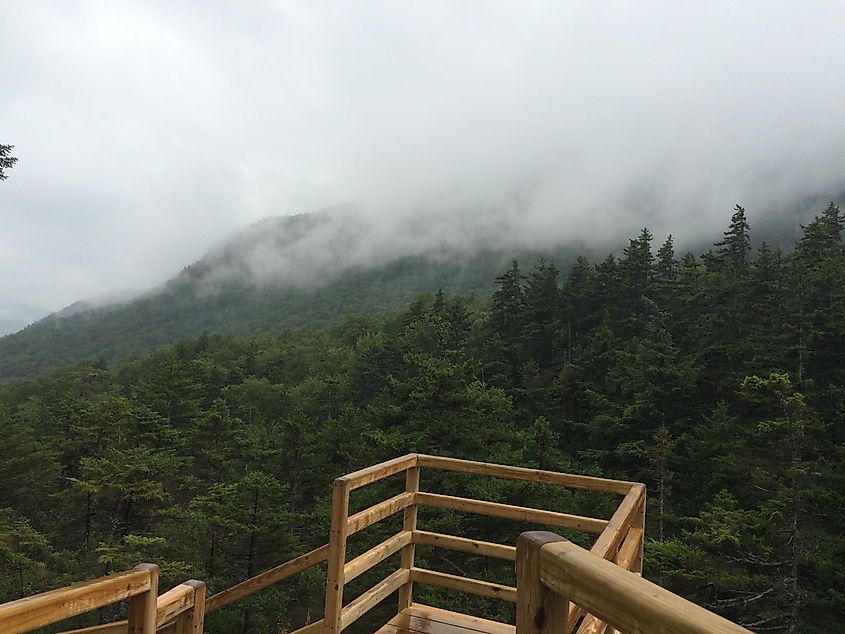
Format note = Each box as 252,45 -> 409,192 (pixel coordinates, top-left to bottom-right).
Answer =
0,204 -> 842,633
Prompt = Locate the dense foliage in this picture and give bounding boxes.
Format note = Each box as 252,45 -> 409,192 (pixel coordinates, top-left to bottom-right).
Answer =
1,204 -> 843,632
0,241 -> 580,382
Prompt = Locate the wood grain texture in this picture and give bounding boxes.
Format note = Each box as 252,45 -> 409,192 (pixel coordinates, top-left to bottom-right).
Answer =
413,530 -> 516,561
127,564 -> 158,634
416,493 -> 608,534
614,529 -> 643,573
410,567 -> 517,603
324,479 -> 351,634
346,492 -> 415,535
539,540 -> 752,634
344,531 -> 412,583
516,532 -> 569,634
416,456 -> 634,495
590,484 -> 645,560
205,543 -> 329,612
337,454 -> 418,490
340,568 -> 410,629
0,565 -> 155,634
398,467 -> 420,611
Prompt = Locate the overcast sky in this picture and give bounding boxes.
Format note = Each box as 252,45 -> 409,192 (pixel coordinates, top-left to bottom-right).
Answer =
2,1 -> 845,334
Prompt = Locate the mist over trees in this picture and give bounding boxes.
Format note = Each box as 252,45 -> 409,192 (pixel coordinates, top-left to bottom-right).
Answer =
0,203 -> 842,632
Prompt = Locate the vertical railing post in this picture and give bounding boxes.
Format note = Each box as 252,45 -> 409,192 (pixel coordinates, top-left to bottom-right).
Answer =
324,479 -> 351,633
127,564 -> 159,634
632,486 -> 646,575
398,466 -> 420,612
516,532 -> 568,634
175,580 -> 206,634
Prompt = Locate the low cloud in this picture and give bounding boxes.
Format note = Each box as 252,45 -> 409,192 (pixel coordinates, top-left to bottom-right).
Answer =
2,1 -> 845,330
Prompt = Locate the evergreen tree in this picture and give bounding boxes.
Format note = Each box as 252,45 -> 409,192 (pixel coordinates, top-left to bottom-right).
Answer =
714,204 -> 751,271
0,144 -> 17,180
522,258 -> 561,373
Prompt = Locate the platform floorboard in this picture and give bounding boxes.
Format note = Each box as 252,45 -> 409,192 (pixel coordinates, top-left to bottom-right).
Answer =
375,604 -> 515,634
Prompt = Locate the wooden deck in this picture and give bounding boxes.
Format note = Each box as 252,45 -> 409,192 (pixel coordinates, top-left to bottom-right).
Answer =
377,604 -> 515,634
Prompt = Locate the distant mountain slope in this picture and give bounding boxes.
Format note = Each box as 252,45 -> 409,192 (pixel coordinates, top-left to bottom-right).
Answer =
3,200 -> 821,382
0,212 -> 581,381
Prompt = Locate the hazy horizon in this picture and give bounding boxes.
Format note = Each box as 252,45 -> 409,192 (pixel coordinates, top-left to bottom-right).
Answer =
3,2 -> 845,333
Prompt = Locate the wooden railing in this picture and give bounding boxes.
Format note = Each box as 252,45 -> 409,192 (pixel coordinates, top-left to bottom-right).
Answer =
57,577 -> 206,634
515,531 -> 753,634
0,454 -> 750,633
317,454 -> 643,634
0,564 -> 164,634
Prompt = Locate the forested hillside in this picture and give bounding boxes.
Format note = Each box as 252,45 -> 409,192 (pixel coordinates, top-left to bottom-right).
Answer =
0,212 -> 586,382
1,204 -> 843,632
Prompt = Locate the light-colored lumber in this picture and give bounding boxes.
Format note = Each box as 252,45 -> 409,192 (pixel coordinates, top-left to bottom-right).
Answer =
344,531 -> 412,582
539,540 -> 752,634
59,623 -> 127,634
516,532 -> 568,634
127,563 -> 158,634
324,479 -> 351,634
416,455 -> 634,495
615,528 -> 643,573
575,614 -> 609,634
416,492 -> 608,534
379,603 -> 515,634
631,486 -> 646,574
290,618 -> 325,634
346,492 -> 415,534
590,484 -> 645,560
410,567 -> 517,603
58,579 -> 201,634
398,466 -> 420,611
205,543 -> 329,612
61,578 -> 209,634
336,454 -> 418,490
173,580 -> 204,634
413,530 -> 516,561
0,565 -> 155,634
339,568 -> 410,629
155,582 -> 196,626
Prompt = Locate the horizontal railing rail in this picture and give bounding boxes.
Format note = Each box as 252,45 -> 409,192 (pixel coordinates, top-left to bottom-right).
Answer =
516,531 -> 752,634
59,578 -> 206,634
0,564 -> 160,634
321,454 -> 645,634
3,454 -> 653,634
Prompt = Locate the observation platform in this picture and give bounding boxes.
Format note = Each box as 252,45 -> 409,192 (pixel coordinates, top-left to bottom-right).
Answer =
0,454 -> 751,634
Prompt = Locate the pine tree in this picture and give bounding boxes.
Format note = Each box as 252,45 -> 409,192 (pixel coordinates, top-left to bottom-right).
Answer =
560,256 -> 597,360
620,228 -> 656,335
0,144 -> 17,180
487,260 -> 526,383
714,204 -> 751,271
523,258 -> 561,373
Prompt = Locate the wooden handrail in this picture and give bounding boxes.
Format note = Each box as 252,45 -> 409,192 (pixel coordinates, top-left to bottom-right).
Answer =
410,567 -> 517,603
516,531 -> 752,634
7,455 -> 656,634
60,579 -> 206,634
339,569 -> 410,629
346,491 -> 416,534
336,453 -> 418,490
0,564 -> 159,634
416,492 -> 609,534
589,483 -> 645,560
344,531 -> 412,583
413,530 -> 517,561
416,455 -> 635,495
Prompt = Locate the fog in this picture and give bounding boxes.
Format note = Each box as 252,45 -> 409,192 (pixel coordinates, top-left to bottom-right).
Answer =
2,1 -> 845,333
